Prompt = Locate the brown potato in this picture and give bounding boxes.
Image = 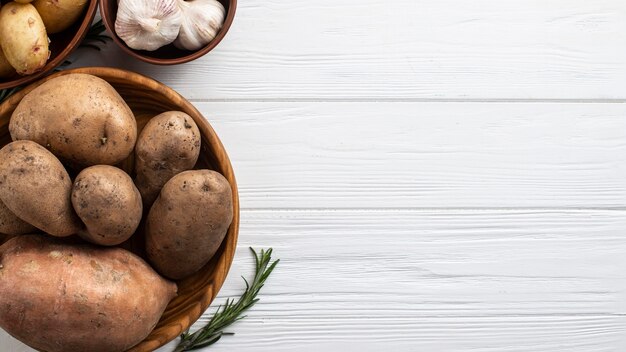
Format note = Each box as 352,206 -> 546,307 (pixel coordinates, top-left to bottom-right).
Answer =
135,111 -> 201,206
146,170 -> 233,280
0,235 -> 177,352
71,165 -> 142,246
10,73 -> 137,166
0,140 -> 81,236
0,199 -> 36,235
33,0 -> 88,34
0,2 -> 49,75
0,46 -> 15,78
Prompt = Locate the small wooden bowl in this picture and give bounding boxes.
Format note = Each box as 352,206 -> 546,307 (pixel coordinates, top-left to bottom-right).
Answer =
0,0 -> 98,89
100,0 -> 237,65
0,67 -> 240,352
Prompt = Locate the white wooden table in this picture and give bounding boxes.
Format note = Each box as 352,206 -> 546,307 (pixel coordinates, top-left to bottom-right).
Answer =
3,1 -> 626,351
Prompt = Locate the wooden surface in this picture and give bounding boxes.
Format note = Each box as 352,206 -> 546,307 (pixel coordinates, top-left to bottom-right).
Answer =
3,0 -> 626,351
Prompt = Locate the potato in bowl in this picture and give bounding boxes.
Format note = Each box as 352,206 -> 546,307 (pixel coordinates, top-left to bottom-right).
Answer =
0,67 -> 240,352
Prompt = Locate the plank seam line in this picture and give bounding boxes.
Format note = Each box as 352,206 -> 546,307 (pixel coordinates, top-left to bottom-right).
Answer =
188,98 -> 626,104
240,207 -> 626,212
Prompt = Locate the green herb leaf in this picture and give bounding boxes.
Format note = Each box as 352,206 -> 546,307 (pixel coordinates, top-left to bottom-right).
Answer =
174,248 -> 279,352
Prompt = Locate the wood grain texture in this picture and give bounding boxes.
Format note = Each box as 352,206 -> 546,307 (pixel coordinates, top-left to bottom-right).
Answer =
191,101 -> 626,209
147,209 -> 626,351
4,0 -> 626,351
76,0 -> 626,100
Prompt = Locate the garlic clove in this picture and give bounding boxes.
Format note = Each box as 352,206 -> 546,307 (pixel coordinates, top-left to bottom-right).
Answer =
115,0 -> 183,51
174,0 -> 225,51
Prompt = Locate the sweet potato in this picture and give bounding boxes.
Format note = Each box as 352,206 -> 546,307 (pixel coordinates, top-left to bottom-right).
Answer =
0,235 -> 177,352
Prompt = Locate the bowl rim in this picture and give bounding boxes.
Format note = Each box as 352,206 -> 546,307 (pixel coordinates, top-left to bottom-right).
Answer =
0,66 -> 240,352
0,0 -> 99,90
99,0 -> 237,65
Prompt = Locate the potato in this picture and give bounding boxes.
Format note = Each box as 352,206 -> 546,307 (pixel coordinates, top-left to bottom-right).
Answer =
0,140 -> 81,237
0,235 -> 177,352
10,73 -> 137,166
0,2 -> 49,75
33,0 -> 88,34
0,47 -> 15,78
135,111 -> 201,206
71,165 -> 142,246
0,199 -> 36,235
146,170 -> 233,279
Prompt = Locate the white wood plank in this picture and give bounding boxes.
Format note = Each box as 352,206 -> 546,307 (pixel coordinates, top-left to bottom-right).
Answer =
76,0 -> 626,100
193,102 -> 626,209
185,209 -> 626,351
3,209 -> 624,351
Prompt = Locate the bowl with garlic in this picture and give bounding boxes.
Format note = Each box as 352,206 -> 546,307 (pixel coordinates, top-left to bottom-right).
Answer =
0,0 -> 98,89
100,0 -> 236,65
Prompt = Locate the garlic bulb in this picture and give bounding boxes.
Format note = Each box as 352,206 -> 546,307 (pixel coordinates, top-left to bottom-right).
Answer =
174,0 -> 225,51
115,0 -> 183,51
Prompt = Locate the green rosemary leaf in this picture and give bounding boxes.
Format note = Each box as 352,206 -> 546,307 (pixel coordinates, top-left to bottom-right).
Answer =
175,247 -> 279,351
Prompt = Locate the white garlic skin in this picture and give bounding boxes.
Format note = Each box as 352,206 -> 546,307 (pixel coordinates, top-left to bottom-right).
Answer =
115,0 -> 183,51
174,0 -> 226,51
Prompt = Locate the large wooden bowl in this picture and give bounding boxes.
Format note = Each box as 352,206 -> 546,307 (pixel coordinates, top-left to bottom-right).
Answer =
0,0 -> 99,89
0,67 -> 240,352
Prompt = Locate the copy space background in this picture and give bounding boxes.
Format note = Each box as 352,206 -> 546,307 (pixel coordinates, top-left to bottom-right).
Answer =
3,1 -> 626,351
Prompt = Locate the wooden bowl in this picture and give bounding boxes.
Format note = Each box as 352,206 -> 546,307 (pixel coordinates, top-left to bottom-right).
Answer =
0,0 -> 98,89
100,0 -> 237,65
0,67 -> 240,352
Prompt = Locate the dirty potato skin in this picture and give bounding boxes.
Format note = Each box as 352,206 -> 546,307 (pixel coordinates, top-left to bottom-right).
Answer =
146,170 -> 233,280
0,140 -> 81,237
135,111 -> 201,206
72,165 -> 142,246
33,0 -> 88,34
0,199 -> 36,236
0,235 -> 177,352
0,2 -> 49,75
10,73 -> 137,166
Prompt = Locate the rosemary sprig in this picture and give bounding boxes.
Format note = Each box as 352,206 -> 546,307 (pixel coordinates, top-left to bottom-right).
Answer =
0,20 -> 111,103
174,248 -> 279,352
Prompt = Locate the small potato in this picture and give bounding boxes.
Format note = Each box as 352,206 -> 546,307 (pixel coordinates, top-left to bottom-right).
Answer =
72,165 -> 142,246
146,170 -> 233,280
0,2 -> 49,75
0,47 -> 15,78
10,73 -> 137,166
135,111 -> 201,206
0,199 -> 36,236
0,235 -> 177,352
33,0 -> 88,34
0,140 -> 81,237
